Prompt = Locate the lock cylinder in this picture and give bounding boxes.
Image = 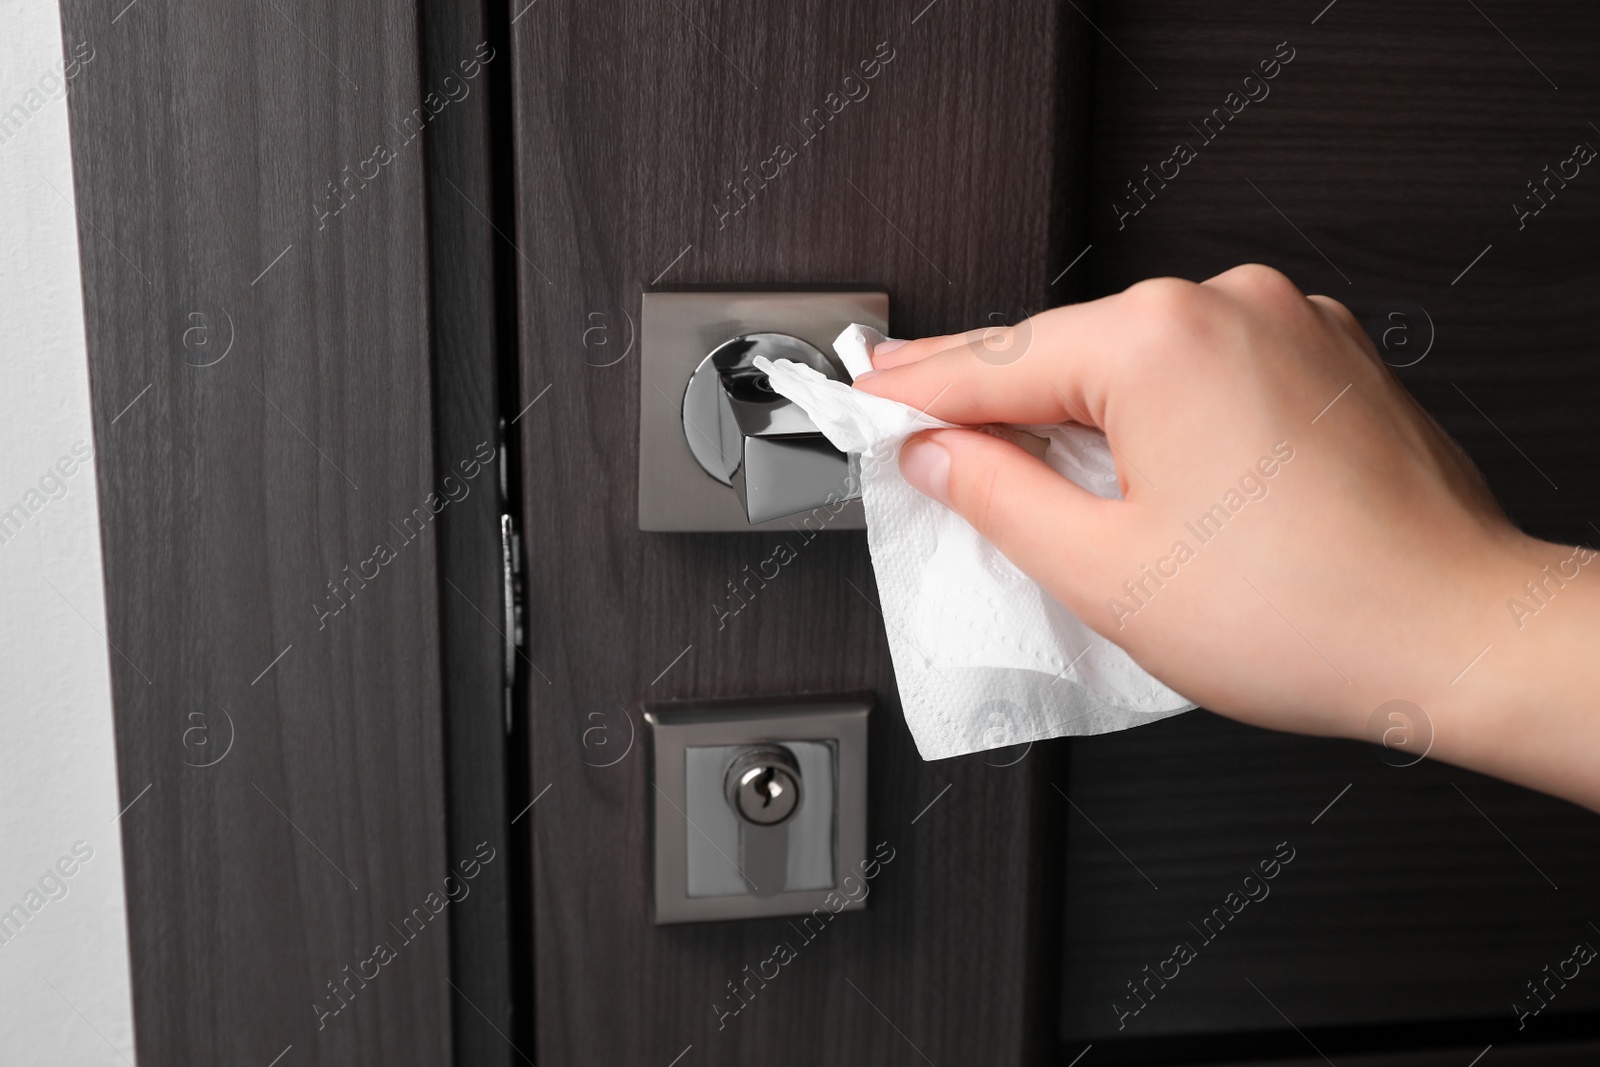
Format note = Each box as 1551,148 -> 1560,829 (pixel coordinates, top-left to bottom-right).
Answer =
724,745 -> 804,826
723,744 -> 805,898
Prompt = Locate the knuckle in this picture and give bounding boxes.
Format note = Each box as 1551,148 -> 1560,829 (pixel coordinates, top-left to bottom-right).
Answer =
1307,293 -> 1354,323
1124,276 -> 1202,321
1215,262 -> 1304,305
1120,276 -> 1212,367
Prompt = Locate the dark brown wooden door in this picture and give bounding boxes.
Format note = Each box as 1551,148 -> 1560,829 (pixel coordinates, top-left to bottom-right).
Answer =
509,1 -> 1080,1064
60,1 -> 460,1064
509,2 -> 1600,1064
66,0 -> 1600,1062
1061,2 -> 1600,1061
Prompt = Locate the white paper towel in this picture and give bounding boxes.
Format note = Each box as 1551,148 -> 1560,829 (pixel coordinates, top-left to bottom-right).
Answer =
755,324 -> 1194,760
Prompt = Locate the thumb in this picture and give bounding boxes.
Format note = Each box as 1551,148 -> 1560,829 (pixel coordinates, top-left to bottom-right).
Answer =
898,427 -> 1117,591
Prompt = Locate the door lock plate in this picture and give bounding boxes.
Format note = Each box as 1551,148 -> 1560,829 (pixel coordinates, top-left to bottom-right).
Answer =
645,694 -> 870,924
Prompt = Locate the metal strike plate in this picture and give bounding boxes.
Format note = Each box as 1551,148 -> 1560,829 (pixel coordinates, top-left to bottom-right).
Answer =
645,694 -> 870,924
637,290 -> 887,532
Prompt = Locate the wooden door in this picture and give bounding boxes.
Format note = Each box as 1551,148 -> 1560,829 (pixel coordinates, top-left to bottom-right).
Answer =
64,0 -> 1600,1062
58,1 -> 482,1063
509,1 -> 1600,1064
509,0 -> 1084,1063
1061,2 -> 1600,1061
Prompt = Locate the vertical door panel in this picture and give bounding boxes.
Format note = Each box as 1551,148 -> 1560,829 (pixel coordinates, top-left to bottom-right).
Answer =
1062,0 -> 1600,1045
60,2 -> 454,1062
510,1 -> 1083,1062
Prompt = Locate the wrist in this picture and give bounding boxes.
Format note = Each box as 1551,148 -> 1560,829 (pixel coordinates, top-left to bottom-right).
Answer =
1426,532 -> 1600,808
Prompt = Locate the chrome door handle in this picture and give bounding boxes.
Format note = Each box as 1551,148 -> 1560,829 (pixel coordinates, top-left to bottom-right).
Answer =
681,332 -> 860,525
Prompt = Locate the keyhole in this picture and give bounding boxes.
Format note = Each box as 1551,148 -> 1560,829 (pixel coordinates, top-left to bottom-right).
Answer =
742,765 -> 784,809
726,746 -> 802,827
754,767 -> 783,808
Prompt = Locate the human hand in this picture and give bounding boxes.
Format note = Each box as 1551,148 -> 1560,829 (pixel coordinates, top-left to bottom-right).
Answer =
856,265 -> 1600,808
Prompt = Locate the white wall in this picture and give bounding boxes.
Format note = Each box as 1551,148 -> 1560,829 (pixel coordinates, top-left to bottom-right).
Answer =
0,0 -> 138,1062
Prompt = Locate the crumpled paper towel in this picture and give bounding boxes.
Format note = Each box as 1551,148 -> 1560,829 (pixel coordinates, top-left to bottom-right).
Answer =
754,324 -> 1194,760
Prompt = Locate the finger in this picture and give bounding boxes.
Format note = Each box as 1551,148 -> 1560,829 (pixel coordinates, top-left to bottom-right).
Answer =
856,302 -> 1111,428
899,427 -> 1116,587
871,327 -> 1008,370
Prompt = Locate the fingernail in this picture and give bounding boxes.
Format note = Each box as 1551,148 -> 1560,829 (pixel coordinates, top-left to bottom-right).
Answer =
874,339 -> 908,356
852,368 -> 880,385
899,437 -> 950,505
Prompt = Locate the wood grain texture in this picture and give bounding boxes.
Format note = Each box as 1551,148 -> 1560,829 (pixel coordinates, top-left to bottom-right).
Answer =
1201,1041 -> 1600,1067
1062,0 -> 1600,1046
509,0 -> 1080,1062
60,1 -> 454,1063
